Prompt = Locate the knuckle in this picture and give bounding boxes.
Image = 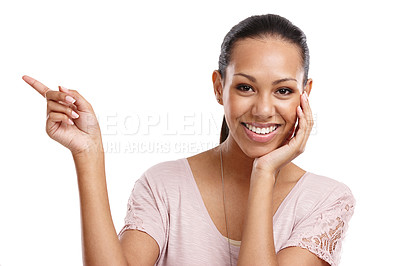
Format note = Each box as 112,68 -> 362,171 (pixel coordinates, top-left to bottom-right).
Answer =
58,91 -> 64,100
61,92 -> 69,102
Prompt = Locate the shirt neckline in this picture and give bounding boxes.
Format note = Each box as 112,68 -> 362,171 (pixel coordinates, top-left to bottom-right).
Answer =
181,157 -> 309,248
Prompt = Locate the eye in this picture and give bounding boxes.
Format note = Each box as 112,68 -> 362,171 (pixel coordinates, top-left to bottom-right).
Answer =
276,87 -> 293,95
236,84 -> 254,92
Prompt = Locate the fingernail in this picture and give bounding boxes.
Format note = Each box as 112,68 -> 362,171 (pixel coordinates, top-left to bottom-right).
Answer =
65,95 -> 76,104
23,75 -> 34,84
68,118 -> 74,125
71,110 -> 79,119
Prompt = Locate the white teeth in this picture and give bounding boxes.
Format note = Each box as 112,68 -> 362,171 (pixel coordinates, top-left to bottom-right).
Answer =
245,123 -> 278,135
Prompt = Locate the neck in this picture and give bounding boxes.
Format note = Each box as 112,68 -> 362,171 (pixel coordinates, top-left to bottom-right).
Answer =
219,136 -> 255,185
218,135 -> 294,186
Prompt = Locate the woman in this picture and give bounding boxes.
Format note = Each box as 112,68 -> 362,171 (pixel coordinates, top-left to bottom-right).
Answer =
23,14 -> 355,266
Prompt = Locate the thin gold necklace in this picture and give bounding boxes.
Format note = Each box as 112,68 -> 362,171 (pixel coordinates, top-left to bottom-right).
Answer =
220,148 -> 233,266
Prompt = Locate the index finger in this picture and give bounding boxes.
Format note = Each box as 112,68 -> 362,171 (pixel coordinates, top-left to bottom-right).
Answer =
22,75 -> 51,98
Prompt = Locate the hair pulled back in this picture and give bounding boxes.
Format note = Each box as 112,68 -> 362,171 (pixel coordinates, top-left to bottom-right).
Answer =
218,14 -> 310,144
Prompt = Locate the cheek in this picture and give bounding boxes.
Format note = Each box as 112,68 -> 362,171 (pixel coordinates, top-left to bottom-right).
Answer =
223,96 -> 242,129
276,100 -> 299,125
224,90 -> 238,114
223,92 -> 251,131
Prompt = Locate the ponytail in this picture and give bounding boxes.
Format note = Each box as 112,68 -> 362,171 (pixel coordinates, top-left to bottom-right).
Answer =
219,115 -> 229,144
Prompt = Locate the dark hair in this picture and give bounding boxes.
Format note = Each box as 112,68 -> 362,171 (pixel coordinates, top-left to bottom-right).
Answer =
218,14 -> 310,144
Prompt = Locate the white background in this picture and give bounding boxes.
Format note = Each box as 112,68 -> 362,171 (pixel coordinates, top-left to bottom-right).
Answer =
1,0 -> 399,265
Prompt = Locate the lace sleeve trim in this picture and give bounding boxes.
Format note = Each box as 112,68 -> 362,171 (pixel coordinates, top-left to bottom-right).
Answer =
284,193 -> 355,266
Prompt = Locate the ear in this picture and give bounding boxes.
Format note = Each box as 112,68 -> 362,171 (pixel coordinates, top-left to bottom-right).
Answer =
212,70 -> 224,105
304,78 -> 313,97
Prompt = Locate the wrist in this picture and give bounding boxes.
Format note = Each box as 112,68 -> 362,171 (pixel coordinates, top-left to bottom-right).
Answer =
251,161 -> 276,178
72,141 -> 104,159
251,157 -> 279,174
72,149 -> 104,166
72,144 -> 106,183
250,169 -> 276,187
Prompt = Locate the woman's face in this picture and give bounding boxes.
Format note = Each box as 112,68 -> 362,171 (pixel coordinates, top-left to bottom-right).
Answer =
213,37 -> 312,158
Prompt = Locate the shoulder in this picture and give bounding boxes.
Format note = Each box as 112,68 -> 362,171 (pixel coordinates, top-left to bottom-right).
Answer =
137,158 -> 191,190
297,172 -> 356,216
302,172 -> 354,199
144,158 -> 189,178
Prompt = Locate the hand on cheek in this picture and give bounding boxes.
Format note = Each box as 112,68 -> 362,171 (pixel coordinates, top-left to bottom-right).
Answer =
252,91 -> 313,178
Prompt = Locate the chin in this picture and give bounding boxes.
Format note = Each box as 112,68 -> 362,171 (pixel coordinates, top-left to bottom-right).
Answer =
239,143 -> 279,159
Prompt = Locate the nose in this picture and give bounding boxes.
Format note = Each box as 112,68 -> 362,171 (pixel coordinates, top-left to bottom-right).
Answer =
251,92 -> 276,121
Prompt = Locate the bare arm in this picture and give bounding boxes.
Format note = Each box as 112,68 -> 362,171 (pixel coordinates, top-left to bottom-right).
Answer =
73,142 -> 160,266
23,75 -> 159,266
73,148 -> 129,266
237,174 -> 278,265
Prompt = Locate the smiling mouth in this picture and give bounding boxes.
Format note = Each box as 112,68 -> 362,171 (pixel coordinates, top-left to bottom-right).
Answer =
241,122 -> 280,135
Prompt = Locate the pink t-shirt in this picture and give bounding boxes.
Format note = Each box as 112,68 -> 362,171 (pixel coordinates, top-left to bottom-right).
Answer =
118,158 -> 355,266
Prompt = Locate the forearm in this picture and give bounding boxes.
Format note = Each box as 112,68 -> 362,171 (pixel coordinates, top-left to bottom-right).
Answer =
237,173 -> 278,266
73,147 -> 127,266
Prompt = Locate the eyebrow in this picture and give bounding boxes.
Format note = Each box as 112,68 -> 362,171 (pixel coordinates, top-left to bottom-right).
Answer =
234,73 -> 297,85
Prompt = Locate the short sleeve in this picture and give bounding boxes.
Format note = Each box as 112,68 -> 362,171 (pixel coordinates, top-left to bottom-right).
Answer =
117,173 -> 168,260
283,185 -> 355,266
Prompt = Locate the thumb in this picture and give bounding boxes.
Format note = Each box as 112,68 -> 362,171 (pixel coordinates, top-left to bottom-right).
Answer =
58,86 -> 93,112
